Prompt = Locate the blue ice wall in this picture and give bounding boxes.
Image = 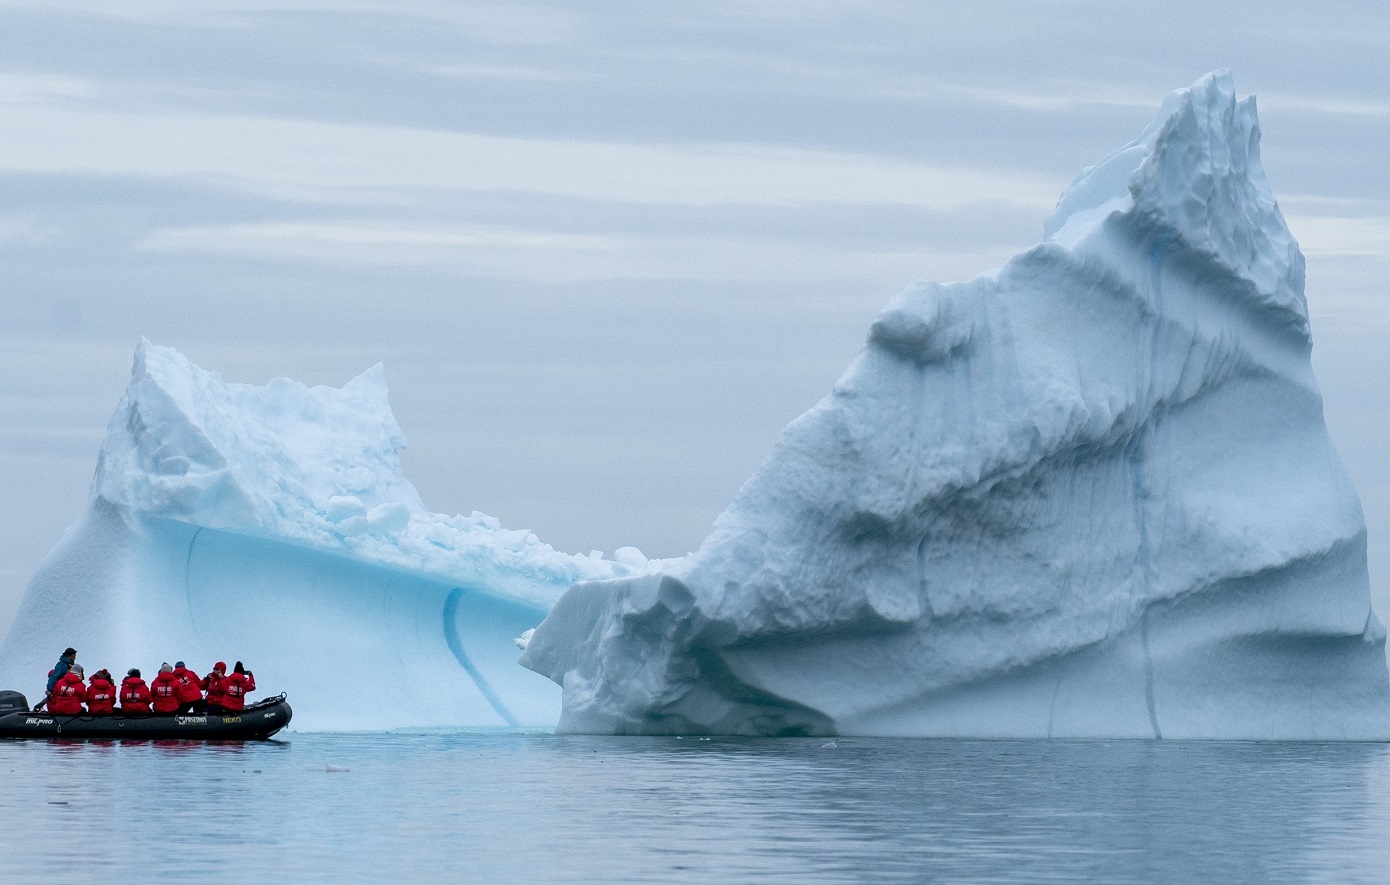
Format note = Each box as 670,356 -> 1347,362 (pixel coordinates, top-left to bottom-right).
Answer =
1,503 -> 560,730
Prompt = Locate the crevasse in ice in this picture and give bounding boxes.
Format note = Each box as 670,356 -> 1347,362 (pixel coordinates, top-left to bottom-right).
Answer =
0,343 -> 657,730
519,71 -> 1390,739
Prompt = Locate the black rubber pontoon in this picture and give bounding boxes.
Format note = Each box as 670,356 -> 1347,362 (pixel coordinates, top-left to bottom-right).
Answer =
0,691 -> 291,740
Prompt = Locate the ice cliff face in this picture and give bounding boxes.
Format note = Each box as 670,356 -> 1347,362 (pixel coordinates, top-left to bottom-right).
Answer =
520,71 -> 1390,739
1,343 -> 654,730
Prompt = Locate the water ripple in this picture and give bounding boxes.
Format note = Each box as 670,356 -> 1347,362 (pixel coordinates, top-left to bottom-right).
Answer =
0,735 -> 1386,883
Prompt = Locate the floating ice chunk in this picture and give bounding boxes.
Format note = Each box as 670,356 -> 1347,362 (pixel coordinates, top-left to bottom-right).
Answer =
521,71 -> 1390,741
366,502 -> 411,535
324,495 -> 367,522
0,341 -> 660,730
613,547 -> 648,569
335,515 -> 369,537
425,522 -> 458,548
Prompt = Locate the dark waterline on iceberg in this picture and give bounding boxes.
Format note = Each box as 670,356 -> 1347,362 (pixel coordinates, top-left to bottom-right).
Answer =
2,733 -> 1387,883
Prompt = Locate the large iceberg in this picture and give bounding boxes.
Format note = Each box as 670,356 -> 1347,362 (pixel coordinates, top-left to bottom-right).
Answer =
0,342 -> 656,730
520,71 -> 1390,739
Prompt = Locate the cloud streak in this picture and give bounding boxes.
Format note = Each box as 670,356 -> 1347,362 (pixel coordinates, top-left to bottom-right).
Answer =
1288,215 -> 1390,258
0,105 -> 1064,211
138,220 -> 1020,284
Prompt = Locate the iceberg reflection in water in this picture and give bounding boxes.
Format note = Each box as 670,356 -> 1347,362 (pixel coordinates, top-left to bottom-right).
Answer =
2,734 -> 1388,883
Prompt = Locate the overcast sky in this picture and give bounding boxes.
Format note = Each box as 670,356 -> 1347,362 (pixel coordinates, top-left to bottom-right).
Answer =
1,0 -> 1387,634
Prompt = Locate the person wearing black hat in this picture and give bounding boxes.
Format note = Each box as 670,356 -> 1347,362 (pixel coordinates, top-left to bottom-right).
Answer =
33,647 -> 77,712
86,668 -> 117,715
221,661 -> 256,712
120,668 -> 152,715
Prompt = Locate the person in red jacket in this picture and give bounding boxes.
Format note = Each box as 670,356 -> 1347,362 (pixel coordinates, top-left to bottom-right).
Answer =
85,669 -> 117,715
202,662 -> 228,712
220,661 -> 256,712
171,660 -> 204,713
151,663 -> 180,714
49,664 -> 87,715
120,669 -> 152,715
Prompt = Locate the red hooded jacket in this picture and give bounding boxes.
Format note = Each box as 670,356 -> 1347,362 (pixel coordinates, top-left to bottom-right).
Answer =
221,672 -> 256,711
172,666 -> 203,703
50,671 -> 87,715
86,673 -> 117,714
120,676 -> 152,714
151,670 -> 180,714
202,668 -> 227,707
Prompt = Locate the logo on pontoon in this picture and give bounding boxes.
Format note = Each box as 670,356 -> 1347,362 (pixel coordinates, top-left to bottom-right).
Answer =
26,718 -> 53,726
176,716 -> 208,725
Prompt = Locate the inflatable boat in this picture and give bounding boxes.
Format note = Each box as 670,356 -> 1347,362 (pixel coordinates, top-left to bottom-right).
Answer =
0,690 -> 291,740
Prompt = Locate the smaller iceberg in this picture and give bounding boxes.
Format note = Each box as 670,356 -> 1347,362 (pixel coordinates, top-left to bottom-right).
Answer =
0,342 -> 656,730
520,71 -> 1390,740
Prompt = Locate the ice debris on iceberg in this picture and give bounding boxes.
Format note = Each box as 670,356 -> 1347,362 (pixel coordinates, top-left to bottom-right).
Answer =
0,342 -> 658,730
521,71 -> 1390,739
91,341 -> 647,605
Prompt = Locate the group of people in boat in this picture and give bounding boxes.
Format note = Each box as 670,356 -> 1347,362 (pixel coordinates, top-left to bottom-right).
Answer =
39,648 -> 256,716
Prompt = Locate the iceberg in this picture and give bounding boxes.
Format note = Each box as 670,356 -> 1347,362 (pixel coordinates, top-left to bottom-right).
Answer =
0,342 -> 657,730
520,71 -> 1390,739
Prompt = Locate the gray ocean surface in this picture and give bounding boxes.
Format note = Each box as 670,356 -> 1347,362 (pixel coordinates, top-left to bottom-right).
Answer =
2,732 -> 1388,883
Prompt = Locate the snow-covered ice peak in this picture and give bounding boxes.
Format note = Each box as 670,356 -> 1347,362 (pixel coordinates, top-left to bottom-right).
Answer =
1045,69 -> 1306,335
95,339 -> 419,534
91,340 -> 654,606
520,72 -> 1390,740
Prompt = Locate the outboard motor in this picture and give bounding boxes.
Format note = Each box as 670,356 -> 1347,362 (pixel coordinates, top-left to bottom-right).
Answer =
0,691 -> 30,714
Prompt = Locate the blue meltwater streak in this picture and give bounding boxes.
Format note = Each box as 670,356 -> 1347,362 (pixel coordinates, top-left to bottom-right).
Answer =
1128,236 -> 1176,741
444,586 -> 518,727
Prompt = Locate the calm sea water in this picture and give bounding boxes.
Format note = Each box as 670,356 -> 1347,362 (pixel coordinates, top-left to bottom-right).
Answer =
2,732 -> 1387,883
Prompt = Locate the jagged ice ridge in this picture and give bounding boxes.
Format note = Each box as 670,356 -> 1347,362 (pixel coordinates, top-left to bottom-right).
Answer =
519,71 -> 1390,739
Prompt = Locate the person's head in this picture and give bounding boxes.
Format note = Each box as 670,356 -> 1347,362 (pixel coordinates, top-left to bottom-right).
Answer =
234,662 -> 245,675
213,662 -> 226,673
71,664 -> 84,678
174,661 -> 185,669
63,647 -> 76,658
128,668 -> 141,679
160,662 -> 172,673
